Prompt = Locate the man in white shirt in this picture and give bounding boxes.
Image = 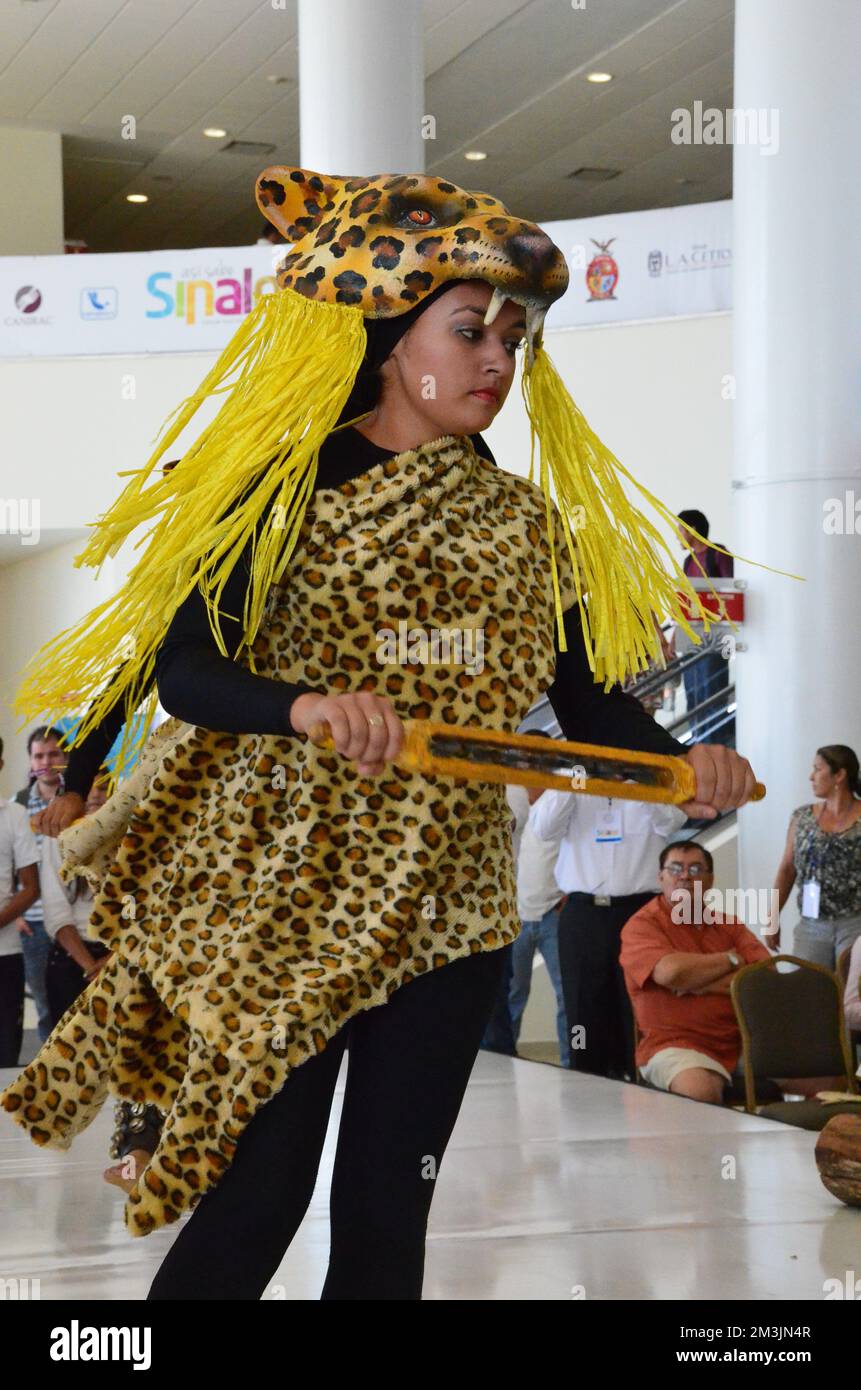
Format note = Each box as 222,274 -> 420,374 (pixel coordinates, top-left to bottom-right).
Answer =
530,784 -> 687,1079
0,741 -> 41,1066
506,784 -> 568,1064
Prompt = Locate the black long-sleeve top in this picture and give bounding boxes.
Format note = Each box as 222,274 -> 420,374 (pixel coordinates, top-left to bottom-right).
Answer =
63,427 -> 685,798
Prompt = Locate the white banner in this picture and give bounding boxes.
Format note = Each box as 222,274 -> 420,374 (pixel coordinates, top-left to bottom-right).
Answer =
0,244 -> 281,357
543,199 -> 731,330
0,200 -> 731,359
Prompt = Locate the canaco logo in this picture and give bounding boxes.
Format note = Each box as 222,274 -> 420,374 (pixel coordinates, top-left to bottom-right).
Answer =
586,239 -> 619,301
146,267 -> 277,324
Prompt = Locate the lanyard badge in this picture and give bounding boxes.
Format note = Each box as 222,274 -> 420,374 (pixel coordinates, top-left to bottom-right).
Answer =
595,799 -> 623,843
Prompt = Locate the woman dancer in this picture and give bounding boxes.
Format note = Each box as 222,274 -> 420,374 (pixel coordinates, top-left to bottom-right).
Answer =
34,431 -> 501,1193
3,168 -> 759,1300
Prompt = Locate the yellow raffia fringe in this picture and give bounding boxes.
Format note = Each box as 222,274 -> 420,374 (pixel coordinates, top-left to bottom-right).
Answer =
521,345 -> 802,688
14,289 -> 367,792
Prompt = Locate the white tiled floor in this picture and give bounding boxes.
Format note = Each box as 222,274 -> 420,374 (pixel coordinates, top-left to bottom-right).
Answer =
1,1051 -> 857,1300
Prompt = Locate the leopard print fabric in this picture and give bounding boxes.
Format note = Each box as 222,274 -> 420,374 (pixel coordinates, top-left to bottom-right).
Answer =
1,434 -> 579,1237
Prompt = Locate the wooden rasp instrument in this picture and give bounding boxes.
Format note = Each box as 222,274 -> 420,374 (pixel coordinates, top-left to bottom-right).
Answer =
307,719 -> 766,805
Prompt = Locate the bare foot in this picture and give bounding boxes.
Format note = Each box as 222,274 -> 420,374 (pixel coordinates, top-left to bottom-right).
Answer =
103,1149 -> 151,1193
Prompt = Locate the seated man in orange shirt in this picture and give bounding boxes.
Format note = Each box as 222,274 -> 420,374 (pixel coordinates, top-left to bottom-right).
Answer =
619,840 -> 772,1104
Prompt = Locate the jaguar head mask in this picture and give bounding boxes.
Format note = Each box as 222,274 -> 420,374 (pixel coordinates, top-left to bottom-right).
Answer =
256,166 -> 569,365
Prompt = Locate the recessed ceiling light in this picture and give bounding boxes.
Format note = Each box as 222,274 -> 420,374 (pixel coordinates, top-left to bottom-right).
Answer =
586,72 -> 613,83
464,150 -> 487,161
203,127 -> 228,138
126,193 -> 148,203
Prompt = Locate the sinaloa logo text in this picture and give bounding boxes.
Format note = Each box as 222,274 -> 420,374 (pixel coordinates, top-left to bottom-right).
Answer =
146,269 -> 277,324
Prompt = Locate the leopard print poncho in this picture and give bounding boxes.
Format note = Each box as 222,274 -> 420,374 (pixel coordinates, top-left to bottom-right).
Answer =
1,433 -> 579,1236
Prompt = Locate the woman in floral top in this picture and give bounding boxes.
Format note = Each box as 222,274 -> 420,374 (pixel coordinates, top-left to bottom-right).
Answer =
773,745 -> 861,968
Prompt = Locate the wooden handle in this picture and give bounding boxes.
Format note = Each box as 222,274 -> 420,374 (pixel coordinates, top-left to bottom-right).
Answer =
306,718 -> 766,805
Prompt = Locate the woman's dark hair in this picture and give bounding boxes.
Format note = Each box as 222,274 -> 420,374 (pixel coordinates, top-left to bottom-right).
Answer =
816,744 -> 861,796
334,345 -> 384,426
677,508 -> 709,539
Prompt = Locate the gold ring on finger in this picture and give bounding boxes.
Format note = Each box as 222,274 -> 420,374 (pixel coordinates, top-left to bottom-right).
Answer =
367,714 -> 385,728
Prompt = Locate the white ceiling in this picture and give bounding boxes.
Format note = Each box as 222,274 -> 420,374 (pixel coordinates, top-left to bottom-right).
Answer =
0,0 -> 734,251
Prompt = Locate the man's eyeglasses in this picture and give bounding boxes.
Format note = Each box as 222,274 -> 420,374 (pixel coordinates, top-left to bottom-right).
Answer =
663,863 -> 709,879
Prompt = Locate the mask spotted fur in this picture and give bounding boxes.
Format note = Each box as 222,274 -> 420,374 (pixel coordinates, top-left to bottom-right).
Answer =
256,166 -> 569,354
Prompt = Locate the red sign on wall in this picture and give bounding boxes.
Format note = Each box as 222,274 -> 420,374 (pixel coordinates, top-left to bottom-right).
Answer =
676,589 -> 745,623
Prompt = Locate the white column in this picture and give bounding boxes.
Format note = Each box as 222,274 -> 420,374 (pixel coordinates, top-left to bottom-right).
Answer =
733,0 -> 861,939
0,128 -> 63,254
297,0 -> 424,175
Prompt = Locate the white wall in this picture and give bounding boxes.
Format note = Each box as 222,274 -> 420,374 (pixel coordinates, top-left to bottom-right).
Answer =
489,313 -> 734,547
0,350 -> 227,533
0,542 -> 129,795
0,311 -> 733,797
0,127 -> 63,256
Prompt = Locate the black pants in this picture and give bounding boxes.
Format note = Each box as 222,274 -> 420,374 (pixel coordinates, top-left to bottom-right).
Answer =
0,954 -> 25,1067
558,892 -> 654,1079
45,940 -> 111,1031
148,946 -> 507,1301
479,941 -> 517,1055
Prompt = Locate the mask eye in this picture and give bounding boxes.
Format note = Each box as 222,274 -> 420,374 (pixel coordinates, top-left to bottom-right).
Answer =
400,207 -> 436,228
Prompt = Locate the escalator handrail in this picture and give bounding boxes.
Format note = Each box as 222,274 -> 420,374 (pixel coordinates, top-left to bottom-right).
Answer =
625,639 -> 728,701
666,683 -> 734,737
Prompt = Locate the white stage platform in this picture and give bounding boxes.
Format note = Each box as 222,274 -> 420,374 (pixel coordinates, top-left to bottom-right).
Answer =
1,1051 -> 856,1300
